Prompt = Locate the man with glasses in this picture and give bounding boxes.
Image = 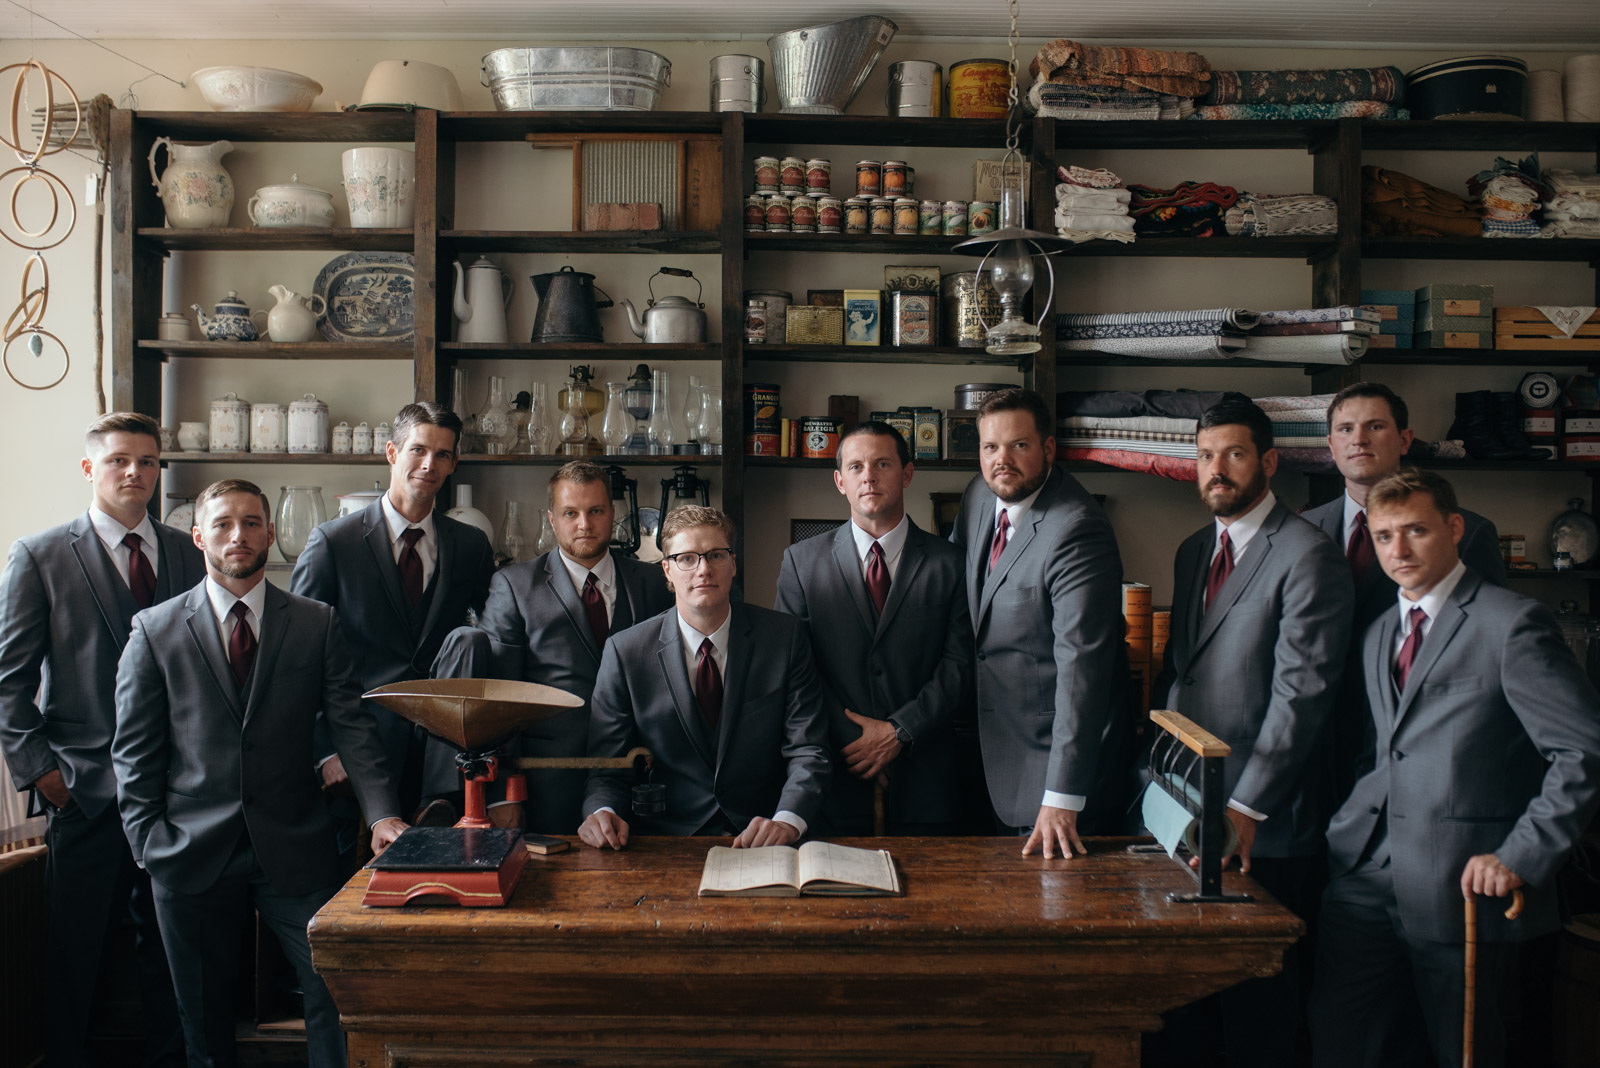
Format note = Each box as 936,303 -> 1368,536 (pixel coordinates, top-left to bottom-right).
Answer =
578,506 -> 830,849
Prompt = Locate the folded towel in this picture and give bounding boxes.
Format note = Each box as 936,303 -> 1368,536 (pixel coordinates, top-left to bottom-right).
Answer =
1257,307 -> 1380,325
1054,211 -> 1137,231
1056,184 -> 1132,206
1060,333 -> 1247,360
1362,166 -> 1483,238
1059,308 -> 1260,332
1244,333 -> 1368,364
1225,193 -> 1338,237
1056,164 -> 1125,189
1255,393 -> 1337,413
1059,414 -> 1198,433
1030,39 -> 1212,99
1057,228 -> 1139,244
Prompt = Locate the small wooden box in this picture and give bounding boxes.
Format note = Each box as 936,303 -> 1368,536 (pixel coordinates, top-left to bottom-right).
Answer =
785,306 -> 845,345
1494,307 -> 1600,351
808,289 -> 844,307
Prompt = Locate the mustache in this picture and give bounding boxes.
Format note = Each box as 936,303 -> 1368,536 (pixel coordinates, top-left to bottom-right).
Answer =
1206,478 -> 1236,490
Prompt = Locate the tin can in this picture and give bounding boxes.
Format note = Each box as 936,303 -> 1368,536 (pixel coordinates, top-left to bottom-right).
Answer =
780,156 -> 806,195
844,197 -> 870,235
887,60 -> 942,117
805,158 -> 831,193
817,196 -> 842,233
942,199 -> 969,236
765,194 -> 792,232
955,382 -> 1012,409
942,271 -> 1003,347
745,383 -> 781,437
969,200 -> 997,235
745,195 -> 767,231
744,299 -> 768,343
753,155 -> 780,193
904,165 -> 915,197
747,289 -> 792,339
882,161 -> 907,197
919,199 -> 942,235
869,197 -> 894,235
711,54 -> 765,113
799,417 -> 842,459
888,290 -> 936,346
948,58 -> 1011,118
790,195 -> 817,232
855,160 -> 882,198
893,197 -> 920,235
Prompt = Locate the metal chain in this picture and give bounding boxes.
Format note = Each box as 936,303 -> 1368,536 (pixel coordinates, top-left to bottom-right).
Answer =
1004,0 -> 1023,153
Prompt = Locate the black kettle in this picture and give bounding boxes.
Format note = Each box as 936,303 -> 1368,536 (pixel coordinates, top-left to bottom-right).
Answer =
530,265 -> 612,344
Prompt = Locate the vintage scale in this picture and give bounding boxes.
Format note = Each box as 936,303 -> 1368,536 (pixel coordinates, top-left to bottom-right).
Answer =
360,679 -> 660,907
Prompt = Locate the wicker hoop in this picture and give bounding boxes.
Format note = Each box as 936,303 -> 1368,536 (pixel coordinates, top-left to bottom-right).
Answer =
0,165 -> 75,250
3,326 -> 68,390
0,61 -> 78,165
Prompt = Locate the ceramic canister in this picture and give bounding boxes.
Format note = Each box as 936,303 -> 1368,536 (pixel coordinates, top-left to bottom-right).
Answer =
288,392 -> 331,453
342,147 -> 417,228
250,402 -> 288,454
209,391 -> 251,452
157,313 -> 193,341
331,421 -> 353,454
372,422 -> 392,453
352,421 -> 373,454
177,421 -> 209,452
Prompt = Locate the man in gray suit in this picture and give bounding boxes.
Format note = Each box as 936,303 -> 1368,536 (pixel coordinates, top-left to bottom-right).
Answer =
1152,399 -> 1353,1066
950,388 -> 1131,858
292,402 -> 494,832
1301,383 -> 1506,803
114,479 -> 407,1068
774,422 -> 972,835
435,460 -> 672,833
579,506 -> 830,849
1310,468 -> 1600,1068
0,411 -> 201,1067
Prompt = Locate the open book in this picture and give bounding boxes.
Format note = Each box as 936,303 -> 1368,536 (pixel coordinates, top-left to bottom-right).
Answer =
697,842 -> 902,897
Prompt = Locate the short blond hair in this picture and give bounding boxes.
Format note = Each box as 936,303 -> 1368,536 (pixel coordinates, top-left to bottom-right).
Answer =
1367,466 -> 1459,520
659,505 -> 735,550
546,460 -> 610,510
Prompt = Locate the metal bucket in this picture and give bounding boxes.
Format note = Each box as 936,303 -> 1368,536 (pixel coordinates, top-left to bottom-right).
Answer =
768,16 -> 897,115
481,47 -> 671,112
711,54 -> 764,113
887,61 -> 942,117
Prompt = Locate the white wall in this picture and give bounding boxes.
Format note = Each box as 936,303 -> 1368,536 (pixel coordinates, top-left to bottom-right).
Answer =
2,35 -> 1595,615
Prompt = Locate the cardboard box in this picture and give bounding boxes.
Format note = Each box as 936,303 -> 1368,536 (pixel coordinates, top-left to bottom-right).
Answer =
1367,333 -> 1414,349
843,289 -> 882,346
1562,413 -> 1600,435
1417,328 -> 1490,349
872,410 -> 915,452
974,159 -> 1027,204
1416,303 -> 1491,335
1378,319 -> 1416,335
1361,290 -> 1417,321
1415,283 -> 1493,318
808,289 -> 844,307
943,410 -> 979,460
784,306 -> 844,345
911,408 -> 941,460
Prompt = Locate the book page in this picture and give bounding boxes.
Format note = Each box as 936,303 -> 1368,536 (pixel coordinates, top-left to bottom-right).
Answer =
796,842 -> 900,894
697,845 -> 799,895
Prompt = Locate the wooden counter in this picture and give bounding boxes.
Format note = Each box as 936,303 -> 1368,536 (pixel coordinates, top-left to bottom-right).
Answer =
310,837 -> 1302,1068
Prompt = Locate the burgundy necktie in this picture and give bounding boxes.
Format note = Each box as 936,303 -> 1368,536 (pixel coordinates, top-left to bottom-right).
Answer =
988,510 -> 1011,572
1347,510 -> 1377,582
398,527 -> 425,605
1394,606 -> 1428,692
1204,530 -> 1234,609
582,572 -> 609,647
695,637 -> 723,729
123,532 -> 155,609
228,601 -> 256,689
865,541 -> 890,615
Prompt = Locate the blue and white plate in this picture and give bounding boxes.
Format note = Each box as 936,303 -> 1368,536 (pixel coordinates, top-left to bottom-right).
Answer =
313,251 -> 415,343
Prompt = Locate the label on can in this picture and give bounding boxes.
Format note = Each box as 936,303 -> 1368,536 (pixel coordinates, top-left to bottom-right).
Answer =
919,199 -> 942,235
744,300 -> 767,343
745,433 -> 780,455
818,197 -> 842,233
754,156 -> 780,192
893,198 -> 919,235
942,200 -> 969,236
889,291 -> 935,346
883,161 -> 907,198
948,59 -> 1011,118
844,198 -> 870,235
869,198 -> 894,235
805,158 -> 831,193
765,195 -> 791,231
745,196 -> 767,231
780,157 -> 806,194
791,195 -> 817,231
969,201 -> 997,235
942,272 -> 1002,347
744,384 -> 781,435
800,417 -> 841,459
856,161 -> 882,198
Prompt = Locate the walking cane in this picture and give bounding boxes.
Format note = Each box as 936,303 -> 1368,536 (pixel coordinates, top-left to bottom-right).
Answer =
1462,887 -> 1524,1068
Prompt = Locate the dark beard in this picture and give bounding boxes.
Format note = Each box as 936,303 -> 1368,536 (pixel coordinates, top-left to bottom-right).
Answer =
208,548 -> 267,580
989,465 -> 1051,504
1200,468 -> 1268,518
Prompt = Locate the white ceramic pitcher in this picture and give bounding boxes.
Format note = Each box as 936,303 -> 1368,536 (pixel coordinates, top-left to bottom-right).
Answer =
148,138 -> 235,228
266,284 -> 327,342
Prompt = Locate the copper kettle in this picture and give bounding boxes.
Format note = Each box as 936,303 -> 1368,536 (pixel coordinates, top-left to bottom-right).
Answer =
530,266 -> 612,344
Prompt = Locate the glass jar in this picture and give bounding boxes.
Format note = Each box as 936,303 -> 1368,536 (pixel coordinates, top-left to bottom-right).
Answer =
478,374 -> 516,454
682,377 -> 705,453
647,368 -> 676,454
600,381 -> 634,455
696,388 -> 720,455
559,372 -> 592,455
535,507 -> 558,556
497,501 -> 530,566
625,364 -> 654,454
275,486 -> 327,565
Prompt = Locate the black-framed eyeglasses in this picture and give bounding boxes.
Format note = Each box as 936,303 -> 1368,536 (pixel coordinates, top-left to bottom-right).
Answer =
664,548 -> 735,571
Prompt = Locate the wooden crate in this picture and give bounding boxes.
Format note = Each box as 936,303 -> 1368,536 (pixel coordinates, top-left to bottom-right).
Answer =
527,132 -> 722,232
1493,307 -> 1600,350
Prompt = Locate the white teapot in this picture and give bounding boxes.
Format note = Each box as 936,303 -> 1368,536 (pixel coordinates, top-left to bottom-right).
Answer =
265,284 -> 327,342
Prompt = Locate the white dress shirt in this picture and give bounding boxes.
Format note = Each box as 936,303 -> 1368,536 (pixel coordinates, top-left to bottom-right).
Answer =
203,576 -> 266,652
558,549 -> 618,622
848,513 -> 909,581
1341,491 -> 1367,551
1393,559 -> 1469,657
89,505 -> 159,588
380,493 -> 437,591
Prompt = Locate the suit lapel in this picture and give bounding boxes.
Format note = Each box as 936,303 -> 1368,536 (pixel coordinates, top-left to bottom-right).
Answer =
68,513 -> 136,647
152,526 -> 178,602
362,504 -> 411,630
1394,575 -> 1474,725
612,553 -> 643,630
1371,610 -> 1401,728
877,526 -> 926,640
183,585 -> 243,722
545,554 -> 602,664
241,585 -> 290,721
656,613 -> 713,770
1172,532 -> 1206,666
829,524 -> 878,638
1192,504 -> 1283,656
418,519 -> 455,641
714,606 -> 754,767
979,474 -> 1055,625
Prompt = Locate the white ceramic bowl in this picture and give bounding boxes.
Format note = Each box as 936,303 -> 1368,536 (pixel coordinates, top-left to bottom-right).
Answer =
192,66 -> 323,112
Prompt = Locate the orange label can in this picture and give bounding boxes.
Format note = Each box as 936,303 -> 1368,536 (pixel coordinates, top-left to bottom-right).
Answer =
948,59 -> 1010,119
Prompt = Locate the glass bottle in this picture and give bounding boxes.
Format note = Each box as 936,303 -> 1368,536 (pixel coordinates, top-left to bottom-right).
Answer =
512,390 -> 532,453
275,486 -> 327,564
681,375 -> 704,451
478,374 -> 516,455
525,382 -> 552,455
497,500 -> 530,566
535,507 -> 558,555
600,381 -> 633,455
696,387 -> 719,455
647,368 -> 676,455
559,369 -> 592,455
624,363 -> 653,454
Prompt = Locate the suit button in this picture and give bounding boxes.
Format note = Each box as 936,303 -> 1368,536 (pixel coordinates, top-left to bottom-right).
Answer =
243,795 -> 255,806
1392,751 -> 1405,761
977,653 -> 986,661
1182,676 -> 1194,686
1369,806 -> 1380,815
872,667 -> 884,677
244,741 -> 255,752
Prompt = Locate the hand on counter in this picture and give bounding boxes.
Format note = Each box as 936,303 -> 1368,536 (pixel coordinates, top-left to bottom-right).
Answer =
733,817 -> 798,849
1022,805 -> 1084,860
370,817 -> 409,855
579,809 -> 630,850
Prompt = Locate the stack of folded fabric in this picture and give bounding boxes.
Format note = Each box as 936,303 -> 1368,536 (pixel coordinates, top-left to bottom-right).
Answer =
1362,166 -> 1483,237
1195,66 -> 1409,120
1028,82 -> 1194,120
1480,174 -> 1545,238
1129,182 -> 1239,238
1254,394 -> 1337,472
1055,164 -> 1135,244
1057,307 -> 1257,361
1246,307 -> 1377,364
1029,38 -> 1212,103
1541,169 -> 1600,238
1055,389 -> 1250,482
1224,193 -> 1338,237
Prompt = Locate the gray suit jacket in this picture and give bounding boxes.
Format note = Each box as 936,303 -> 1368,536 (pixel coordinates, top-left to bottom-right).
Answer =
582,604 -> 831,836
774,520 -> 973,829
1156,501 -> 1354,857
0,513 -> 205,818
950,466 -> 1129,828
111,583 -> 398,897
1326,571 -> 1600,943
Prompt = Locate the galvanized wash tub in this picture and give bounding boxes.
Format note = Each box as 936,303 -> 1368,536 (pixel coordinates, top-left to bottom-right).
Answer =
481,47 -> 671,111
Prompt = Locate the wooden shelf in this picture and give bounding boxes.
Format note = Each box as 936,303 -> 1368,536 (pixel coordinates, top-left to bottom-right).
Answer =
440,110 -> 723,141
161,452 -> 388,464
439,342 -> 719,360
745,456 -> 980,471
1363,348 -> 1600,367
1363,120 -> 1600,152
743,233 -> 1332,258
1058,355 -> 1335,370
136,228 -> 411,252
139,340 -> 412,360
1412,459 -> 1600,474
1505,568 -> 1600,578
439,229 -> 719,253
132,111 -> 416,141
456,453 -> 717,466
1051,119 -> 1338,151
1361,236 -> 1600,261
743,114 -> 1014,149
747,344 -> 1027,368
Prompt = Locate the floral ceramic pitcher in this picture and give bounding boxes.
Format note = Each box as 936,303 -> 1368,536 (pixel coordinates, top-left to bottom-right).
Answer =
148,138 -> 235,228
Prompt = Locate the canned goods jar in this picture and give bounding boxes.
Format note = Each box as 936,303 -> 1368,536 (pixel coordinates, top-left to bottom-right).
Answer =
948,58 -> 1011,118
818,197 -> 842,233
790,195 -> 817,232
942,199 -> 969,236
744,299 -> 768,343
869,197 -> 894,235
805,158 -> 831,193
844,198 -> 870,236
745,382 -> 781,436
893,197 -> 920,235
745,195 -> 767,231
942,272 -> 1003,347
780,156 -> 806,195
969,200 -> 997,235
800,417 -> 842,459
753,156 -> 780,193
919,199 -> 942,235
882,161 -> 907,198
889,291 -> 936,346
765,194 -> 792,232
855,160 -> 882,198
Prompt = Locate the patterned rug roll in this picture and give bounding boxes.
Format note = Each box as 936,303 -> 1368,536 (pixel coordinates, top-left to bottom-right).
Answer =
1202,66 -> 1405,105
